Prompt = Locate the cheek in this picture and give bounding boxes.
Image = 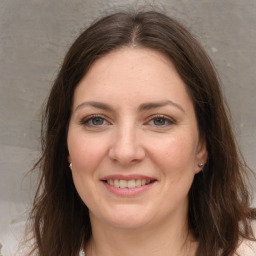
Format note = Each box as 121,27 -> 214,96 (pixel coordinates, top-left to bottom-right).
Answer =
150,135 -> 197,169
67,134 -> 106,205
147,134 -> 198,192
68,133 -> 108,173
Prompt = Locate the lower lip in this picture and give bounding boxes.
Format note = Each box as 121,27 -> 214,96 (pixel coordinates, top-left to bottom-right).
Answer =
102,181 -> 156,197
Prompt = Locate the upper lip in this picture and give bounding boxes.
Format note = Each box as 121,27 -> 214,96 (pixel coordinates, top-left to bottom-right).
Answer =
100,174 -> 157,181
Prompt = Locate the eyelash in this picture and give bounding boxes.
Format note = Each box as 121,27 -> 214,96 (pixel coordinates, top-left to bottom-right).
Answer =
80,114 -> 110,127
146,115 -> 175,127
80,114 -> 175,128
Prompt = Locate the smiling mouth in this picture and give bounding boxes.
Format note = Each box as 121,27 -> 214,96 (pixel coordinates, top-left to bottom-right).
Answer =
103,179 -> 155,189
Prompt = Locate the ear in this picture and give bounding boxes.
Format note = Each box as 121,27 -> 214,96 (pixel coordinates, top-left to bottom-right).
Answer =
194,137 -> 208,174
67,155 -> 71,163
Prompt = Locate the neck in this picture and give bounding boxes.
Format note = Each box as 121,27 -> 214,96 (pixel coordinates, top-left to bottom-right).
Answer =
85,214 -> 198,256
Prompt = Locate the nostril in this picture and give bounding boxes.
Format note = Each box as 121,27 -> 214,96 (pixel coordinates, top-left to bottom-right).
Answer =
108,143 -> 146,165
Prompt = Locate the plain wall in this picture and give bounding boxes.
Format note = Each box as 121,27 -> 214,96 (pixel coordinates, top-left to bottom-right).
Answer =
0,0 -> 255,255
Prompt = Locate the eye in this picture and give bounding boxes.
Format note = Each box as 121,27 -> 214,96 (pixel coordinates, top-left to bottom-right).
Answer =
81,115 -> 110,127
147,115 -> 174,127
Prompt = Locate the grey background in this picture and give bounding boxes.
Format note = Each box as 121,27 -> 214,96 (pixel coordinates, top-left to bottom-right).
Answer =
0,0 -> 255,255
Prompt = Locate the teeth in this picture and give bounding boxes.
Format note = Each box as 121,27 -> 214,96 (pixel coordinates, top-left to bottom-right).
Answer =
135,179 -> 141,187
128,180 -> 135,188
120,180 -> 127,188
107,179 -> 152,188
114,179 -> 119,187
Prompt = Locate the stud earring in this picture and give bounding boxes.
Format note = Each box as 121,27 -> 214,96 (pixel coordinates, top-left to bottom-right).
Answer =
69,163 -> 72,170
198,163 -> 204,168
79,249 -> 85,256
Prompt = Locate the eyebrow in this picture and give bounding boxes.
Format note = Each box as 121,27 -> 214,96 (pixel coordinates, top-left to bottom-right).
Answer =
74,100 -> 185,113
138,100 -> 185,113
75,101 -> 114,112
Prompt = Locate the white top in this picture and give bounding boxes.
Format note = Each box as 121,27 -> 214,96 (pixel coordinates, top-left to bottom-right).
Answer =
236,239 -> 256,255
78,243 -> 256,256
2,220 -> 256,255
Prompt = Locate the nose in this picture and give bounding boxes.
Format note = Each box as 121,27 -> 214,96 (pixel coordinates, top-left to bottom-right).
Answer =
108,124 -> 146,166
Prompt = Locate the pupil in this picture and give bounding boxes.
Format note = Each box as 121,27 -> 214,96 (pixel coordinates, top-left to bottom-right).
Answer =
92,117 -> 103,125
154,118 -> 165,126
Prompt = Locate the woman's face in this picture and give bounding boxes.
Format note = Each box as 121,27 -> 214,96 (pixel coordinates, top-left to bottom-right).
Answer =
67,47 -> 207,230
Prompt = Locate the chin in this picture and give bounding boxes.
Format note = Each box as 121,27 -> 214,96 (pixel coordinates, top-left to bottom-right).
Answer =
107,215 -> 152,229
92,205 -> 154,230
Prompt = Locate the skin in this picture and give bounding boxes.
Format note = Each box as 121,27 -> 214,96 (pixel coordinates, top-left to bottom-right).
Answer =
67,47 -> 208,256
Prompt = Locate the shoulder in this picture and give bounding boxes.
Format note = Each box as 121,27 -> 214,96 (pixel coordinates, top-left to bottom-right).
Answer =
236,220 -> 256,256
236,239 -> 256,256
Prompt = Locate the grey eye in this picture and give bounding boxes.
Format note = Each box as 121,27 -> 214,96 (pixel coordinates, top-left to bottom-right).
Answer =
91,117 -> 104,125
81,115 -> 108,127
153,117 -> 169,126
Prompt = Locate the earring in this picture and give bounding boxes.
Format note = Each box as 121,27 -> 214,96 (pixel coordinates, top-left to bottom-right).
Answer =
198,163 -> 204,168
69,163 -> 72,170
79,249 -> 85,256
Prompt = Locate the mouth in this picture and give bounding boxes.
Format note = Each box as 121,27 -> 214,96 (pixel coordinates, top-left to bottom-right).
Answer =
100,175 -> 157,196
102,179 -> 155,189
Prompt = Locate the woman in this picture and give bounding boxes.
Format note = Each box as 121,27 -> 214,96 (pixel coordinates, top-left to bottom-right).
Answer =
27,10 -> 256,256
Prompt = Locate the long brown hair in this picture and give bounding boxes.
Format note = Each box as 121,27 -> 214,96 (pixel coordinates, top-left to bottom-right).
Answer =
27,10 -> 255,256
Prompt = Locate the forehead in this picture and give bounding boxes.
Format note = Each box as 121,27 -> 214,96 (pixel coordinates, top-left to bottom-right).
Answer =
73,47 -> 193,111
85,47 -> 178,83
